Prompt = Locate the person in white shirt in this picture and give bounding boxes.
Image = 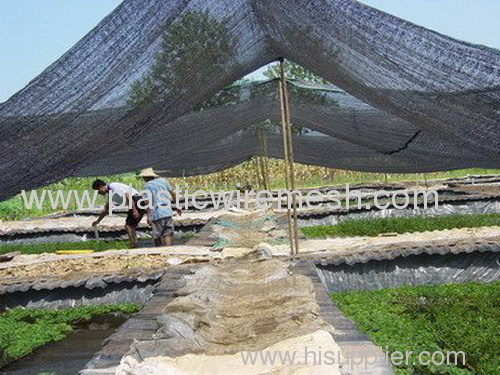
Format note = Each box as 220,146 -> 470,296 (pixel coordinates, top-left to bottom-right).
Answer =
91,179 -> 145,248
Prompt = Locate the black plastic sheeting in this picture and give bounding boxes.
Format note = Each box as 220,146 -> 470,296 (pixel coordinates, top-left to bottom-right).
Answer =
299,200 -> 500,227
1,279 -> 157,311
316,251 -> 500,292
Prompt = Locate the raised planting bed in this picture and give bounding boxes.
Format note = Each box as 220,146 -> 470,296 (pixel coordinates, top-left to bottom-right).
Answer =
0,214 -> 208,246
297,195 -> 500,227
0,270 -> 163,310
302,213 -> 500,238
315,249 -> 500,292
0,234 -> 197,256
330,282 -> 499,374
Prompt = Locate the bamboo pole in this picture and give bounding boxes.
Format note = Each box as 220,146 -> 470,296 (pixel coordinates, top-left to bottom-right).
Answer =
257,144 -> 266,190
261,122 -> 270,189
259,127 -> 269,191
279,59 -> 300,255
254,154 -> 263,189
278,61 -> 295,256
253,125 -> 268,191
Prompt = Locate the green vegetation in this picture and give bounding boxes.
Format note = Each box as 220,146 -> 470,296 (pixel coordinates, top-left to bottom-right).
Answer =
129,10 -> 237,107
302,213 -> 500,238
258,61 -> 339,135
263,60 -> 329,84
0,166 -> 497,221
0,304 -> 140,368
0,173 -> 136,220
0,231 -> 197,255
0,240 -> 130,256
331,282 -> 500,374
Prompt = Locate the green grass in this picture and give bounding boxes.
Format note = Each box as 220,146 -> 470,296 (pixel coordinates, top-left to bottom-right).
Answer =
0,173 -> 139,221
0,231 -> 197,255
331,282 -> 499,374
0,240 -> 130,256
301,213 -> 500,238
0,167 -> 498,221
0,304 -> 140,368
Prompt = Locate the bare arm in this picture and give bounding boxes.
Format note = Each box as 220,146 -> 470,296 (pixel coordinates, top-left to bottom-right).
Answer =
140,197 -> 152,226
169,188 -> 181,215
92,202 -> 109,226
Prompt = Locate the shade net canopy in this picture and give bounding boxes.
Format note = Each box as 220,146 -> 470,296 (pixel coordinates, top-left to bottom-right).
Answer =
0,0 -> 499,200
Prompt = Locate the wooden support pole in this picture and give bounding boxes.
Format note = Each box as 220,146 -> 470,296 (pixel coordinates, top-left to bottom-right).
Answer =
253,125 -> 268,191
278,59 -> 299,255
257,135 -> 266,190
261,122 -> 270,189
278,62 -> 295,255
259,127 -> 269,191
254,154 -> 263,189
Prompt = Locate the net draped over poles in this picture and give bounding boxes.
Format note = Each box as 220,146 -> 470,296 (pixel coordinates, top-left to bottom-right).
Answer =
0,0 -> 499,200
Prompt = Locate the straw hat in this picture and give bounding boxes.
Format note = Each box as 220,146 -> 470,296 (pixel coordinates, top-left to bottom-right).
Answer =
138,167 -> 159,178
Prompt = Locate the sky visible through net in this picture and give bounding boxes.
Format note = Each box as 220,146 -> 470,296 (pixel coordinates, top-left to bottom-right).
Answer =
0,0 -> 499,200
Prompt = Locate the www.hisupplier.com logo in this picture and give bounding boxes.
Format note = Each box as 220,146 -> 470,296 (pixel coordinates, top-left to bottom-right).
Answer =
239,346 -> 465,370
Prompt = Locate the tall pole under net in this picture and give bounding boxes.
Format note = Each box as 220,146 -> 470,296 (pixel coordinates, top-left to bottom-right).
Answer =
278,58 -> 300,255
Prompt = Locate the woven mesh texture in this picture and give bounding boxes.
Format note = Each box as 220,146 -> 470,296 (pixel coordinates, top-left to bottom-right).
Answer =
0,0 -> 499,199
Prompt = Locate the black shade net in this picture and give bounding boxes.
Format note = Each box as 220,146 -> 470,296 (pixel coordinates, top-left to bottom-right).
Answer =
0,0 -> 499,200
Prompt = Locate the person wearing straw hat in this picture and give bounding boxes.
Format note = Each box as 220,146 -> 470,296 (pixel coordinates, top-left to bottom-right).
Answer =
139,168 -> 181,246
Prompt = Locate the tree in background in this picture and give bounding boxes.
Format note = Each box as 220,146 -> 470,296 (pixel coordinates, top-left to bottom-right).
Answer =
263,60 -> 329,84
259,60 -> 336,135
128,11 -> 238,107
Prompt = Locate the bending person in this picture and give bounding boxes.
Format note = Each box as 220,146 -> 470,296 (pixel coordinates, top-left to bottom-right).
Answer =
91,179 -> 145,248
